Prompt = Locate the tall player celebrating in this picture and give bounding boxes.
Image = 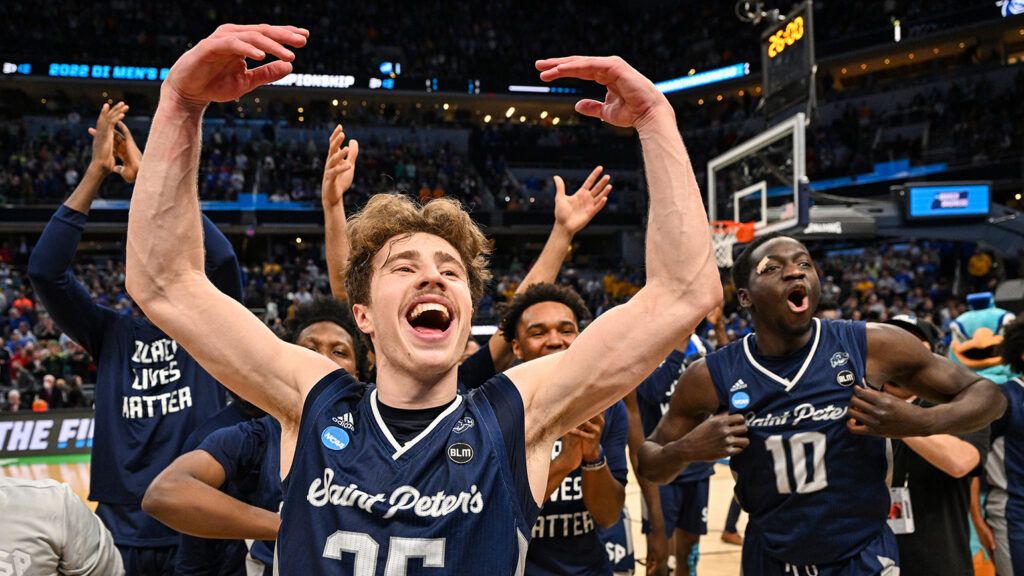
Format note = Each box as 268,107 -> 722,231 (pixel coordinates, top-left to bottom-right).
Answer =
638,235 -> 1005,575
125,24 -> 721,574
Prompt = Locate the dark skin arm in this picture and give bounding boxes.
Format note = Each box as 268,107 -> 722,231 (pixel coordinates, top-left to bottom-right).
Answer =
638,360 -> 748,485
848,323 -> 1006,438
574,413 -> 626,529
142,450 -> 280,541
623,390 -> 668,575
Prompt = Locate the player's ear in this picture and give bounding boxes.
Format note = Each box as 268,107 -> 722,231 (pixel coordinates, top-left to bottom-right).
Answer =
351,303 -> 374,336
736,288 -> 752,309
511,338 -> 524,361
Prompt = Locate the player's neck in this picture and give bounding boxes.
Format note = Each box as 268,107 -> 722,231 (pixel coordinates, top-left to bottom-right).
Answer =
752,322 -> 815,357
374,361 -> 459,409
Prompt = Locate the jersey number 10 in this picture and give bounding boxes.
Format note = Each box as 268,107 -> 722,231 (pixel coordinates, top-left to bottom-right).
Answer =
765,432 -> 828,494
324,531 -> 445,575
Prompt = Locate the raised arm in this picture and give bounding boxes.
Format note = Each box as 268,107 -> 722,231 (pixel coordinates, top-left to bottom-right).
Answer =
28,103 -> 132,356
486,166 -> 612,371
508,56 -> 721,469
638,360 -> 746,484
323,125 -> 358,301
848,323 -> 1006,437
125,25 -> 336,432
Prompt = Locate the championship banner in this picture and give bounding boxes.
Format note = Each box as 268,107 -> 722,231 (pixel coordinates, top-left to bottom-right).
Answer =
0,410 -> 94,458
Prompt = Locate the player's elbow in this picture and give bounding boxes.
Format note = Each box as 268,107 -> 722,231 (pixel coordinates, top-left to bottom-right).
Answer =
141,477 -> 175,520
636,444 -> 672,485
27,250 -> 60,284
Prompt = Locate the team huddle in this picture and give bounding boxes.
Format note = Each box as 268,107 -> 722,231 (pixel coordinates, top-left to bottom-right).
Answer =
13,22 -> 1019,576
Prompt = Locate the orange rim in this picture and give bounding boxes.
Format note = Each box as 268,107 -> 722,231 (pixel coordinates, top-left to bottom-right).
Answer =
711,220 -> 755,243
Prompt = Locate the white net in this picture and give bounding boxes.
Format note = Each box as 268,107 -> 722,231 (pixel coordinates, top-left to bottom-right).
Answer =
711,226 -> 739,268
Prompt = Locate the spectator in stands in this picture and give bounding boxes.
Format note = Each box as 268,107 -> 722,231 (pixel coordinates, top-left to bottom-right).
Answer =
65,375 -> 90,408
0,337 -> 9,387
34,314 -> 60,340
4,389 -> 25,411
37,374 -> 64,409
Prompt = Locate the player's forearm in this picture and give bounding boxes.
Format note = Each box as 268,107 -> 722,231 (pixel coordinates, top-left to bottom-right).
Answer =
519,224 -> 573,291
126,92 -> 208,302
323,198 -> 350,300
638,439 -> 691,485
919,378 -> 1005,436
639,477 -> 666,534
143,474 -> 280,540
63,163 -> 109,214
902,435 -> 980,478
581,467 -> 625,528
636,110 -> 720,307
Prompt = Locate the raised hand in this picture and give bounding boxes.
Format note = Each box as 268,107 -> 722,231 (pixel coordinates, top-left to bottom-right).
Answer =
322,125 -> 359,207
162,24 -> 309,107
87,102 -> 128,176
536,56 -> 670,128
553,166 -> 612,235
112,121 -> 142,183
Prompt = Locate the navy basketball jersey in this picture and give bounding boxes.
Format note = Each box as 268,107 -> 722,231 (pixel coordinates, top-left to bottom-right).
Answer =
526,401 -> 629,576
636,336 -> 714,484
705,319 -> 890,566
278,370 -> 538,575
987,379 -> 1024,532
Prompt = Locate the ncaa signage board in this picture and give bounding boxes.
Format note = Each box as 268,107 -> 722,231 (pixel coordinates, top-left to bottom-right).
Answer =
0,410 -> 94,458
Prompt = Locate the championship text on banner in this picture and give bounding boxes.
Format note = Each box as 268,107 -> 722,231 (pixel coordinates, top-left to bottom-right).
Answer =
0,410 -> 95,458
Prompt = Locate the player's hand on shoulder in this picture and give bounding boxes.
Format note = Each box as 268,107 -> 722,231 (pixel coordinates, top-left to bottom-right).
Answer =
676,412 -> 749,461
847,384 -> 932,438
322,124 -> 358,207
535,55 -> 670,128
163,23 -> 309,107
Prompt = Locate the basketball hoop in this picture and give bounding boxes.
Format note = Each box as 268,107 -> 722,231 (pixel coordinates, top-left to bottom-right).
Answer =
710,220 -> 755,268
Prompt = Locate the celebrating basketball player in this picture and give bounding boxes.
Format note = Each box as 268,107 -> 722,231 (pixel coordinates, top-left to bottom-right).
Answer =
126,24 -> 720,574
638,235 -> 1005,575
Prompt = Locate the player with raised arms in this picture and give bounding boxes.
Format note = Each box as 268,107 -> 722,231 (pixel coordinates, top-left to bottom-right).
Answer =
125,24 -> 721,574
638,234 -> 1006,575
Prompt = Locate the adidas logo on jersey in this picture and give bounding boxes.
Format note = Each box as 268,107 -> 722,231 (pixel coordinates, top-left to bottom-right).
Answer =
332,412 -> 355,431
730,379 -> 748,392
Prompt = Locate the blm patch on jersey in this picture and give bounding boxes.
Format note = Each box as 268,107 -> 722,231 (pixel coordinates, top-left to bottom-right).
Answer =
448,442 -> 474,464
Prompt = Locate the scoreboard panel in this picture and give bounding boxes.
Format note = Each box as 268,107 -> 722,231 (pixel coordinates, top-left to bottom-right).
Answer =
761,1 -> 815,121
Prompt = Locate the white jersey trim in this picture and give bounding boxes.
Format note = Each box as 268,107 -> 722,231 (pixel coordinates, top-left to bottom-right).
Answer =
369,389 -> 464,460
741,318 -> 821,392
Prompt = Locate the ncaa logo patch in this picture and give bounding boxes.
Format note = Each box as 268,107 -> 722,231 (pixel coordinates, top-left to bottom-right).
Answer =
448,442 -> 474,464
321,426 -> 350,451
837,370 -> 855,387
830,352 -> 850,368
730,391 -> 750,410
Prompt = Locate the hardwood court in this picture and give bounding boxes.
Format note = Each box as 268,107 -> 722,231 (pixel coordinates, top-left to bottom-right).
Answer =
2,455 -> 745,574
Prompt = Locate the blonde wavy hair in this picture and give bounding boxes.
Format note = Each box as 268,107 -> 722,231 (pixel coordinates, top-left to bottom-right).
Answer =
345,194 -> 492,307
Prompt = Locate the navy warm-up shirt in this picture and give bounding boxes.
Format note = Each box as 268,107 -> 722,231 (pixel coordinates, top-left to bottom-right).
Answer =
28,205 -> 242,546
526,401 -> 629,576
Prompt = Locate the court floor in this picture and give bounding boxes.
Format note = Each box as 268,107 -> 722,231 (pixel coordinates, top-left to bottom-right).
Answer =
0,455 -> 744,575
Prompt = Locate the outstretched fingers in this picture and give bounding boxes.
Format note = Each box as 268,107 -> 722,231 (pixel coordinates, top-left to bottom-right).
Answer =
535,55 -> 586,72
233,31 -> 297,62
245,60 -> 293,90
215,24 -> 309,47
574,99 -> 605,120
581,166 -> 603,191
539,57 -> 617,83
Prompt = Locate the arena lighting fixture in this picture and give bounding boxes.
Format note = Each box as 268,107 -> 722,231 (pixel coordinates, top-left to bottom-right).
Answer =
519,115 -> 526,122
505,106 -> 515,118
483,114 -> 492,123
552,117 -> 560,125
1016,193 -> 1022,200
540,110 -> 549,119
653,62 -> 751,95
331,99 -> 338,106
443,103 -> 450,110
297,107 -> 304,113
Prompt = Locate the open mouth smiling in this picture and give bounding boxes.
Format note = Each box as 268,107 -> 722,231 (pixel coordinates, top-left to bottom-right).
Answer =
404,297 -> 454,337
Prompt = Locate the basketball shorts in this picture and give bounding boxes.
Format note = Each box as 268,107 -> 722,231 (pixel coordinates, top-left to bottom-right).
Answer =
598,508 -> 635,574
742,523 -> 899,576
643,478 -> 710,538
